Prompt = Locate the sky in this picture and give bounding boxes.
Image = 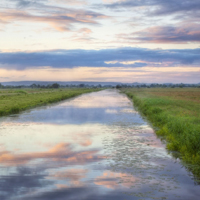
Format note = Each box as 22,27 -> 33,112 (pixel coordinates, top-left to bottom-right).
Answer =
0,0 -> 200,83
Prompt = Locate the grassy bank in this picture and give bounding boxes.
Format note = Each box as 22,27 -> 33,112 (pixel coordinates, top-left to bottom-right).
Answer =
0,88 -> 100,117
121,88 -> 200,179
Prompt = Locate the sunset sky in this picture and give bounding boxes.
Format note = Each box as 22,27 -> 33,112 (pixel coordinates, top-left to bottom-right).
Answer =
0,0 -> 200,83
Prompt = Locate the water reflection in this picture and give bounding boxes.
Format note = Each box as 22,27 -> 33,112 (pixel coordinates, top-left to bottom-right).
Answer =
0,89 -> 199,200
0,142 -> 103,166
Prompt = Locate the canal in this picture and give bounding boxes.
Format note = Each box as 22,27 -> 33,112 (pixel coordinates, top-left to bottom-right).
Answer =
0,89 -> 199,200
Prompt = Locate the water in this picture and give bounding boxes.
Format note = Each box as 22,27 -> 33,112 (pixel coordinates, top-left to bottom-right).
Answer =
0,89 -> 199,200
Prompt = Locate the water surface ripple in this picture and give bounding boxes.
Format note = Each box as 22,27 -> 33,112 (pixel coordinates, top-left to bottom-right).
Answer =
0,89 -> 199,200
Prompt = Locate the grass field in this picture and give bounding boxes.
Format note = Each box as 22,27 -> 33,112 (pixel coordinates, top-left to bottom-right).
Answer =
0,88 -> 100,117
121,88 -> 200,180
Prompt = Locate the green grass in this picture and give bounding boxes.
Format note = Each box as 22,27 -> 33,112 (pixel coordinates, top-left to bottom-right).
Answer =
0,88 -> 101,117
120,88 -> 200,180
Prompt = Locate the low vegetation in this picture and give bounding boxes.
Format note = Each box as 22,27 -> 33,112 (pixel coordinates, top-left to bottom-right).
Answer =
121,88 -> 200,180
0,88 -> 100,117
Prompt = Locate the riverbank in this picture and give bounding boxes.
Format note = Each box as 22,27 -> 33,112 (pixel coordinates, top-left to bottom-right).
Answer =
121,88 -> 200,180
0,88 -> 101,117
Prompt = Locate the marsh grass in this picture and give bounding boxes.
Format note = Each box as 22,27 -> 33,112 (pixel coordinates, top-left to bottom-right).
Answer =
0,88 -> 100,117
121,88 -> 200,179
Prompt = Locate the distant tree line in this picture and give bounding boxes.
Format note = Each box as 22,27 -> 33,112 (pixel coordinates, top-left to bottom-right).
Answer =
116,83 -> 200,89
0,82 -> 199,89
0,83 -> 104,89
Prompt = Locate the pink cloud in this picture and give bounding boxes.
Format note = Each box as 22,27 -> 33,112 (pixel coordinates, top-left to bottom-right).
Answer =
117,23 -> 200,43
0,143 -> 104,166
95,171 -> 137,189
0,9 -> 109,32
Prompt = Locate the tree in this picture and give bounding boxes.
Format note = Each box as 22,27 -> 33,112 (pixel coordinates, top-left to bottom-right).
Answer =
79,84 -> 85,88
51,83 -> 60,88
116,85 -> 121,89
31,84 -> 37,88
97,84 -> 102,88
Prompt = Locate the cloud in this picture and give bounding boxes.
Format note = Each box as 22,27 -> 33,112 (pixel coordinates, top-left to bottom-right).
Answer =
104,0 -> 200,17
0,47 -> 200,70
9,0 -> 86,8
0,8 -> 108,32
54,0 -> 87,6
13,0 -> 45,8
117,23 -> 200,43
79,28 -> 93,34
69,27 -> 94,42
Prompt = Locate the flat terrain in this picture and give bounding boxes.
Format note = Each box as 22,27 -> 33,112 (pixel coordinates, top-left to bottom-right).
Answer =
121,88 -> 200,179
1,89 -> 200,199
0,88 -> 100,117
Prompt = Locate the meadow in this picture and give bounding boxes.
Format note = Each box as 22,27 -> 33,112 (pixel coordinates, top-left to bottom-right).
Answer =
121,88 -> 200,179
0,88 -> 100,117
